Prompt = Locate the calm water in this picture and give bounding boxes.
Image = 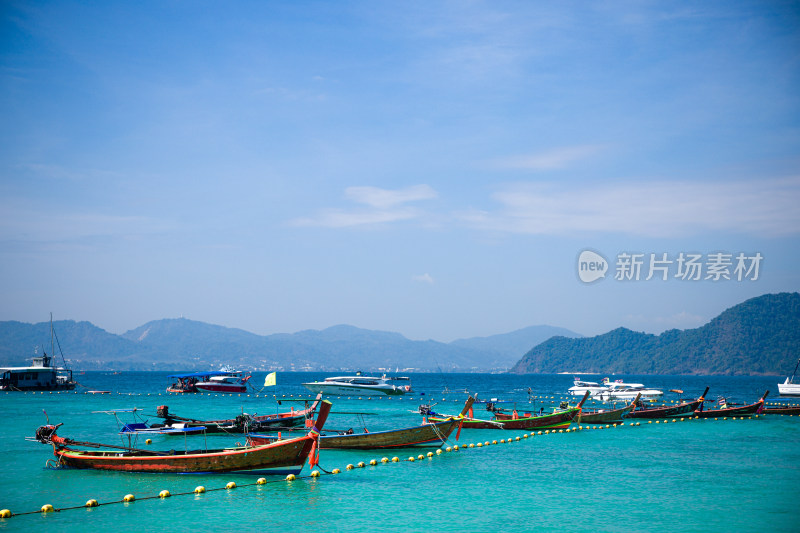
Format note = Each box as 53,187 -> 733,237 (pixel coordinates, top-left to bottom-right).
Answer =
0,372 -> 797,533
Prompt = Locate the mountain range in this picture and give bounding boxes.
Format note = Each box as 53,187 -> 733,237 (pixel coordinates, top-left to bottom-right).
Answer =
0,319 -> 579,372
511,292 -> 800,376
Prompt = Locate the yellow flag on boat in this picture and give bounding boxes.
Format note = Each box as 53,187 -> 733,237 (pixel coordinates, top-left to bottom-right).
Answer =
264,372 -> 277,387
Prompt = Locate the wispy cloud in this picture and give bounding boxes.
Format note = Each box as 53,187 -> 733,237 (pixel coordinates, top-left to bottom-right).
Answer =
491,145 -> 607,170
290,185 -> 438,228
459,176 -> 800,238
412,273 -> 435,284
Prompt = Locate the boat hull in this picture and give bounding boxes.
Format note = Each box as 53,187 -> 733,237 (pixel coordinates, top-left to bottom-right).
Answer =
577,403 -> 635,423
54,437 -> 314,474
763,405 -> 800,415
626,399 -> 703,419
302,384 -> 406,396
777,383 -> 800,397
319,419 -> 460,449
195,383 -> 247,393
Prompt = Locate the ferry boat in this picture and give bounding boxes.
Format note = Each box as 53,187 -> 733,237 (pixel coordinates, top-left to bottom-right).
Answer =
302,372 -> 412,396
0,316 -> 76,391
778,358 -> 800,397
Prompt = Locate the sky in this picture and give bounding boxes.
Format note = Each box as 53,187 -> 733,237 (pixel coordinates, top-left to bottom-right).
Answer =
1,1 -> 799,342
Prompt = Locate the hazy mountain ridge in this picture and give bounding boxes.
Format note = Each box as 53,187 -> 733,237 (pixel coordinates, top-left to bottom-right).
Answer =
510,292 -> 800,376
0,318 -> 579,372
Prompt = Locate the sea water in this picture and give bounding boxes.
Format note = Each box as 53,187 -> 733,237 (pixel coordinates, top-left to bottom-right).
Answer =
0,372 -> 797,533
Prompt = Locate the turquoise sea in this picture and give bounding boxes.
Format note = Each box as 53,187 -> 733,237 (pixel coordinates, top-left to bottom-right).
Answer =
0,372 -> 797,533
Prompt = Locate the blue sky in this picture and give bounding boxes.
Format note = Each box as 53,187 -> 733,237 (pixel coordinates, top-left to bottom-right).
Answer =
1,1 -> 799,342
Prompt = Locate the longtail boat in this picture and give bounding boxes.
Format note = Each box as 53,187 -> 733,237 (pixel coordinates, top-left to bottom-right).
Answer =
146,394 -> 323,434
430,392 -> 590,430
763,404 -> 800,415
251,397 -> 476,450
626,387 -> 710,420
577,393 -> 640,424
33,401 -> 331,474
693,390 -> 768,419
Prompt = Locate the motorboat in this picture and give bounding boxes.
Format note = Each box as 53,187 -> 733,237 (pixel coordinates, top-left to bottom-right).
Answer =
167,367 -> 251,393
593,378 -> 663,401
567,377 -> 606,397
778,359 -> 800,397
302,372 -> 412,396
195,369 -> 251,393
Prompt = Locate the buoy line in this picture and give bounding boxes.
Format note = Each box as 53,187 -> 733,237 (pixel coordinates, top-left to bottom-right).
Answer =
0,405 -> 776,520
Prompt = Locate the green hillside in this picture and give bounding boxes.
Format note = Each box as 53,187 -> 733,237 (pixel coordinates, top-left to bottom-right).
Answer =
510,292 -> 800,376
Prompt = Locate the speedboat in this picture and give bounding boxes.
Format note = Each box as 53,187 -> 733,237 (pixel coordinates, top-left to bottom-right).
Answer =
778,359 -> 800,397
195,369 -> 251,393
302,372 -> 412,396
594,378 -> 663,401
567,377 -> 606,397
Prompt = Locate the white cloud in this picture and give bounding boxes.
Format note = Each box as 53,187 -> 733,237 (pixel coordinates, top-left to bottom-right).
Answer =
290,185 -> 437,228
461,176 -> 800,238
412,273 -> 435,284
492,145 -> 606,170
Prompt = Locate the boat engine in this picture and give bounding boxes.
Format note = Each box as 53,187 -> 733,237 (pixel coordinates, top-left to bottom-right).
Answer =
157,405 -> 169,418
35,423 -> 62,443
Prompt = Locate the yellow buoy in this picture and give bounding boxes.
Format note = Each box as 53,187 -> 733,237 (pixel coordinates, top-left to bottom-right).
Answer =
0,509 -> 11,518
357,461 -> 366,467
85,499 -> 98,507
476,443 -> 482,447
435,449 -> 442,455
419,454 -> 426,460
159,490 -> 170,498
408,456 -> 415,462
310,470 -> 321,477
194,486 -> 205,494
225,482 -> 236,490
123,494 -> 135,502
370,459 -> 378,466
145,439 -> 152,445
515,436 -> 520,441
491,440 -> 498,444
257,477 -> 267,484
41,504 -> 54,513
346,464 -> 354,470
285,474 -> 296,481
453,445 -> 459,450
426,452 -> 434,458
332,468 -> 341,474
392,457 -> 400,462
381,457 -> 389,463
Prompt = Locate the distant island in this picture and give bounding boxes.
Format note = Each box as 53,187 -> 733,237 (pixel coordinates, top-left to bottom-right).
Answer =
511,292 -> 799,376
1,292 -> 797,375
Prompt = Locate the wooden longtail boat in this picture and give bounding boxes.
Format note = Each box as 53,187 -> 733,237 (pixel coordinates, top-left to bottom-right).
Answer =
626,387 -> 710,420
576,393 -> 640,424
693,391 -> 768,419
34,401 -> 331,475
763,405 -> 800,415
148,394 -> 323,434
430,392 -> 590,430
251,397 -> 476,450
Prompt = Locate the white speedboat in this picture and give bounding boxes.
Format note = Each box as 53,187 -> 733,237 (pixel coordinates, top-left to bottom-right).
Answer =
303,373 -> 412,396
778,359 -> 800,397
567,377 -> 606,397
593,378 -> 663,401
195,368 -> 251,393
